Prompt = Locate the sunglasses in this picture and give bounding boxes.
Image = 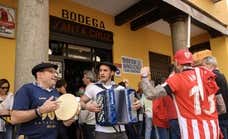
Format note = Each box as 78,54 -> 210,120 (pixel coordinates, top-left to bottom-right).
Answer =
0,87 -> 9,90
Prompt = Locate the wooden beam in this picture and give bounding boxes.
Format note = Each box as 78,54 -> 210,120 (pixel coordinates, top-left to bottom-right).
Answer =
130,8 -> 161,31
115,0 -> 159,26
211,0 -> 222,3
182,0 -> 226,26
159,2 -> 221,37
160,3 -> 187,23
191,18 -> 222,37
162,0 -> 228,35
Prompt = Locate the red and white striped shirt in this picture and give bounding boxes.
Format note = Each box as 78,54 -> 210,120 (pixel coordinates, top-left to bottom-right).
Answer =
166,67 -> 219,139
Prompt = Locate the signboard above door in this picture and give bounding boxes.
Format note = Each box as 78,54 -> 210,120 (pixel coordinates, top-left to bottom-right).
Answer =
50,16 -> 113,44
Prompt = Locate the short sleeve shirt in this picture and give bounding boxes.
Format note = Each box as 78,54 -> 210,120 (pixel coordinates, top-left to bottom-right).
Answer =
13,83 -> 60,139
166,68 -> 218,120
84,82 -> 126,133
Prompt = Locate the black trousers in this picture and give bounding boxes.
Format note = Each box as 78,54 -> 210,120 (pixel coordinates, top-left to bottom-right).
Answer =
58,123 -> 69,139
95,131 -> 127,139
82,124 -> 95,139
0,132 -> 5,139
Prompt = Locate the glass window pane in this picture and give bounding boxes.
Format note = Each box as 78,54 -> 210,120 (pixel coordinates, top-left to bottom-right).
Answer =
67,44 -> 91,61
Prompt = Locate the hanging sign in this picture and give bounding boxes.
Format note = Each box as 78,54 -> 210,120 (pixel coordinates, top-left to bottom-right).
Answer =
0,5 -> 16,38
50,16 -> 113,43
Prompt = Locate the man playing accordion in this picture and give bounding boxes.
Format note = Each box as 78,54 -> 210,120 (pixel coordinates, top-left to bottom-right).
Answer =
80,62 -> 141,139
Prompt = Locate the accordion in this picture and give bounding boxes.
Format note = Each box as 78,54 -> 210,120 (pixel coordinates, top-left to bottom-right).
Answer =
96,88 -> 138,126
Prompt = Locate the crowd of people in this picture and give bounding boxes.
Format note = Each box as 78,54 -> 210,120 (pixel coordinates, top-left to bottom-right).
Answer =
0,48 -> 228,139
139,49 -> 228,139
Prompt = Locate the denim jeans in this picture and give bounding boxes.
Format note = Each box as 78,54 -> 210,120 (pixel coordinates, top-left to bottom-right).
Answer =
169,119 -> 180,139
155,126 -> 169,139
144,115 -> 152,139
219,119 -> 228,139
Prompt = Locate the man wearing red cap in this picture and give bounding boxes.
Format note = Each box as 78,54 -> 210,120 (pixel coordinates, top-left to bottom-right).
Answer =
140,49 -> 224,139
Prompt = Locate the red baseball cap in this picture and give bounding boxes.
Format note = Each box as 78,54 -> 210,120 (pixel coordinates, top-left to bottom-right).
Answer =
174,49 -> 193,65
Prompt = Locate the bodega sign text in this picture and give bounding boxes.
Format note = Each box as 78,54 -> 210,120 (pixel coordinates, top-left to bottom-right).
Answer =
62,9 -> 105,29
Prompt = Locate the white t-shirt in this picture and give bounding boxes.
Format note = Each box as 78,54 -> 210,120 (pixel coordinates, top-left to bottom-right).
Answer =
84,82 -> 126,133
0,92 -> 14,132
1,92 -> 14,110
79,84 -> 96,125
79,108 -> 95,125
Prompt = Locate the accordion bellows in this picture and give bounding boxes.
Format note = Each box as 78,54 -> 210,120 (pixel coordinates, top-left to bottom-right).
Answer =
96,88 -> 138,126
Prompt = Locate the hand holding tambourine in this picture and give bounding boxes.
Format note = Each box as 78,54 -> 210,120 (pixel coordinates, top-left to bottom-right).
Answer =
55,94 -> 81,121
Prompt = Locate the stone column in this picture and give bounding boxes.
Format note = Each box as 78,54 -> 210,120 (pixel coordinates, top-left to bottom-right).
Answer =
167,15 -> 189,53
15,0 -> 49,89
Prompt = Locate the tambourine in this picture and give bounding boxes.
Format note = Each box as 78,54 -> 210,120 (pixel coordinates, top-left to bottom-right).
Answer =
55,94 -> 81,121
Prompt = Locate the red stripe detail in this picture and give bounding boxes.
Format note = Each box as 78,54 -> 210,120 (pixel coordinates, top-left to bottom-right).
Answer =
208,120 -> 214,139
198,120 -> 205,139
187,119 -> 194,139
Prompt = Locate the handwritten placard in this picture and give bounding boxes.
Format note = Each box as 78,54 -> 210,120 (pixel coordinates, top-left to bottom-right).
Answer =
121,56 -> 142,74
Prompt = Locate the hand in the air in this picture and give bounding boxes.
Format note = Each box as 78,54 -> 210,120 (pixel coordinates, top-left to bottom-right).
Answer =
85,101 -> 101,112
39,96 -> 59,114
140,67 -> 150,78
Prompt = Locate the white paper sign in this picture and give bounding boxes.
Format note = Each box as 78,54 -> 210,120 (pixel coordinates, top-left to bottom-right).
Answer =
121,56 -> 142,74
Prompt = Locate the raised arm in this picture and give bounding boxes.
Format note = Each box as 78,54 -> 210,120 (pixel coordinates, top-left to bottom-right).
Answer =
140,78 -> 167,100
140,67 -> 168,100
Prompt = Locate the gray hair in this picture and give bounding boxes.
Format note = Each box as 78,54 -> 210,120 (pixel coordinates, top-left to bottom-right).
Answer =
83,70 -> 96,82
202,56 -> 218,67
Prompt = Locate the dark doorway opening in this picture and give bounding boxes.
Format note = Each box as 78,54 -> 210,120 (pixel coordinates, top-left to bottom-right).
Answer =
149,52 -> 171,85
63,60 -> 92,139
49,41 -> 113,96
64,59 -> 92,95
